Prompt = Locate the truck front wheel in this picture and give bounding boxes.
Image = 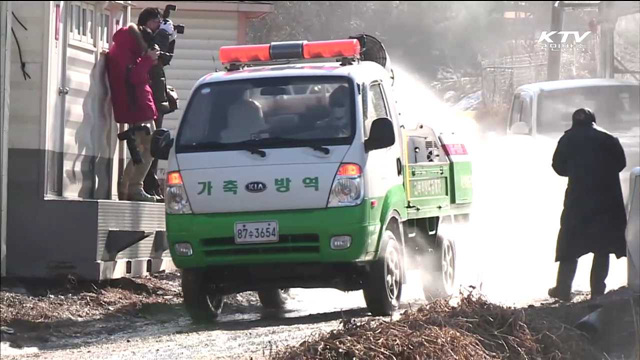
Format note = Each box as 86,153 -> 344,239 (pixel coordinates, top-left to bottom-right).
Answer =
363,230 -> 403,316
258,289 -> 287,310
182,269 -> 224,323
422,234 -> 456,300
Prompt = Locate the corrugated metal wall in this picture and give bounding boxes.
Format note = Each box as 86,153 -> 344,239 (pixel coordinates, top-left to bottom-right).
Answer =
8,2 -> 46,152
9,2 -> 243,200
97,201 -> 166,260
63,45 -> 99,198
0,1 -> 11,277
61,2 -> 116,199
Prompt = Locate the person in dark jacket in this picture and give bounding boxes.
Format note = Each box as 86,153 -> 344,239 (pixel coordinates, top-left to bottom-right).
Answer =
139,8 -> 177,200
548,108 -> 628,301
106,9 -> 161,202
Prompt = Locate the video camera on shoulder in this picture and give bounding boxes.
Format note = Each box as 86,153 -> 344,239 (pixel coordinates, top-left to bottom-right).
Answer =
148,4 -> 185,66
162,4 -> 185,34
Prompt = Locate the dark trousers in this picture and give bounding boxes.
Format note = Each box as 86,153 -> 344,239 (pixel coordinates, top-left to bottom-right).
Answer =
143,159 -> 160,194
143,113 -> 163,195
556,253 -> 610,295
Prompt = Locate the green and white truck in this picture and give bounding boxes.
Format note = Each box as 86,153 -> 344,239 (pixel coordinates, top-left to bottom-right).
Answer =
153,35 -> 473,321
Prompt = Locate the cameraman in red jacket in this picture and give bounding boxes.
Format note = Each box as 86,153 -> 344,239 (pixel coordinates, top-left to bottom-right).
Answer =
106,8 -> 162,202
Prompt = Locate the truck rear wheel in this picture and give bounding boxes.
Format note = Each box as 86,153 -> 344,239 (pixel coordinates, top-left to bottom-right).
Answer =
363,230 -> 403,316
422,234 -> 456,300
258,289 -> 287,310
182,269 -> 224,323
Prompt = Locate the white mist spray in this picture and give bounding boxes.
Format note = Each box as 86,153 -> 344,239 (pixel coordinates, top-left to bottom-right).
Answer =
390,63 -> 629,307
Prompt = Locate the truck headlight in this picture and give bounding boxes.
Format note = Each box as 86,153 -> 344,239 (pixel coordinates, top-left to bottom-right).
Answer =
166,171 -> 192,214
328,163 -> 363,207
331,236 -> 352,250
174,243 -> 193,256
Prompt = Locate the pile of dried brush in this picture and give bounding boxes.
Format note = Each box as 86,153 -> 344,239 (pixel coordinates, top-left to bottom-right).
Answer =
273,294 -> 602,360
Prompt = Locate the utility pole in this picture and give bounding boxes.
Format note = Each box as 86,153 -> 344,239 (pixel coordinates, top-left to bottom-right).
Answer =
547,1 -> 563,81
597,1 -> 615,78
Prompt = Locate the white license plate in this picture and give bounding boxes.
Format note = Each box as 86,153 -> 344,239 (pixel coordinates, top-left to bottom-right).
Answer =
234,221 -> 279,244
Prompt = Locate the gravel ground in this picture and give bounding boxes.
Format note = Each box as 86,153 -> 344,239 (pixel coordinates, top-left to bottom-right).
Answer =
1,270 -> 637,360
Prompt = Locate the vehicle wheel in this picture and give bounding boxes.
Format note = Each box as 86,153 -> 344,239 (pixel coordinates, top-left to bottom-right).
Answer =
363,230 -> 403,316
455,213 -> 471,224
182,269 -> 224,323
258,289 -> 287,310
422,234 -> 456,300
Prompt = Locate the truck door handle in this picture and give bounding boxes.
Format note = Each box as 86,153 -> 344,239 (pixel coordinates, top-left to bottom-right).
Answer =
396,158 -> 402,176
58,87 -> 70,96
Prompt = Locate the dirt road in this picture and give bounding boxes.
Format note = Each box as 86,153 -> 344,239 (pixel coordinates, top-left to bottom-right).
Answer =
1,273 -> 433,360
1,257 -> 629,360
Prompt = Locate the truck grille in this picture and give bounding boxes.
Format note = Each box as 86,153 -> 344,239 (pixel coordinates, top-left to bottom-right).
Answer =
200,234 -> 320,257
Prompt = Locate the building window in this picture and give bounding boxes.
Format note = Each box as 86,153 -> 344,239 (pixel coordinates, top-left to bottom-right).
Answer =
70,4 -> 80,40
69,2 -> 96,48
99,13 -> 111,48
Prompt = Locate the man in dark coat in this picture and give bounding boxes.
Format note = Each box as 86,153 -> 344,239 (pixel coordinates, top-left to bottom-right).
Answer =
548,108 -> 628,301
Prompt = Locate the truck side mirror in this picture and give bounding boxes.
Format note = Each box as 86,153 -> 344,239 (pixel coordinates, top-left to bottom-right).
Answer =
510,122 -> 531,135
150,128 -> 174,160
365,117 -> 395,152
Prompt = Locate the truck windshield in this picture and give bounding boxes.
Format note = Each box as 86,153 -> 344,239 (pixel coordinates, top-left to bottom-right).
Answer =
537,85 -> 640,134
176,76 -> 355,153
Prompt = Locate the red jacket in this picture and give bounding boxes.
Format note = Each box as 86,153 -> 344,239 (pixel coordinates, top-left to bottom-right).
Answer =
106,24 -> 157,125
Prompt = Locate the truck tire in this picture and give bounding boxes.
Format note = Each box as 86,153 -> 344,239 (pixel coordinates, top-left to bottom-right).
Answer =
422,234 -> 456,300
182,269 -> 224,323
455,213 -> 471,224
258,289 -> 287,310
363,230 -> 403,316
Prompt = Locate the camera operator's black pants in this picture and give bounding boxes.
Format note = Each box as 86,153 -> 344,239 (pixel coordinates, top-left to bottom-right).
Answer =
144,157 -> 161,195
144,113 -> 163,196
555,253 -> 610,296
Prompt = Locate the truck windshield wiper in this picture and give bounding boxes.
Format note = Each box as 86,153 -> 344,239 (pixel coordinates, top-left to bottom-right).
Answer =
181,140 -> 267,157
188,138 -> 329,156
240,137 -> 331,154
308,145 -> 330,154
203,139 -> 266,157
245,147 -> 266,158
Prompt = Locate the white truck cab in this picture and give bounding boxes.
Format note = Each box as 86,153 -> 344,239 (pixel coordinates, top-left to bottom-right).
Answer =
153,36 -> 472,322
170,61 -> 401,215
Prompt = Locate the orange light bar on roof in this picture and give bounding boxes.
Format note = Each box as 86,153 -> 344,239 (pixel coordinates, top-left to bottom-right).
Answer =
219,44 -> 271,64
219,39 -> 361,65
303,39 -> 360,59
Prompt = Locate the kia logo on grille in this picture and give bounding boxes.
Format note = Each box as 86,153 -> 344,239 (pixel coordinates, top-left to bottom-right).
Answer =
245,181 -> 267,193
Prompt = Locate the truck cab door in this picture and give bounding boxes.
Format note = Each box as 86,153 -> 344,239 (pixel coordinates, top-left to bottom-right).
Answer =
363,81 -> 403,200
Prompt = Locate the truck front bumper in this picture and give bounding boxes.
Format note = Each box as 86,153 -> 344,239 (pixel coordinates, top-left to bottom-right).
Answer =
167,204 -> 380,269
